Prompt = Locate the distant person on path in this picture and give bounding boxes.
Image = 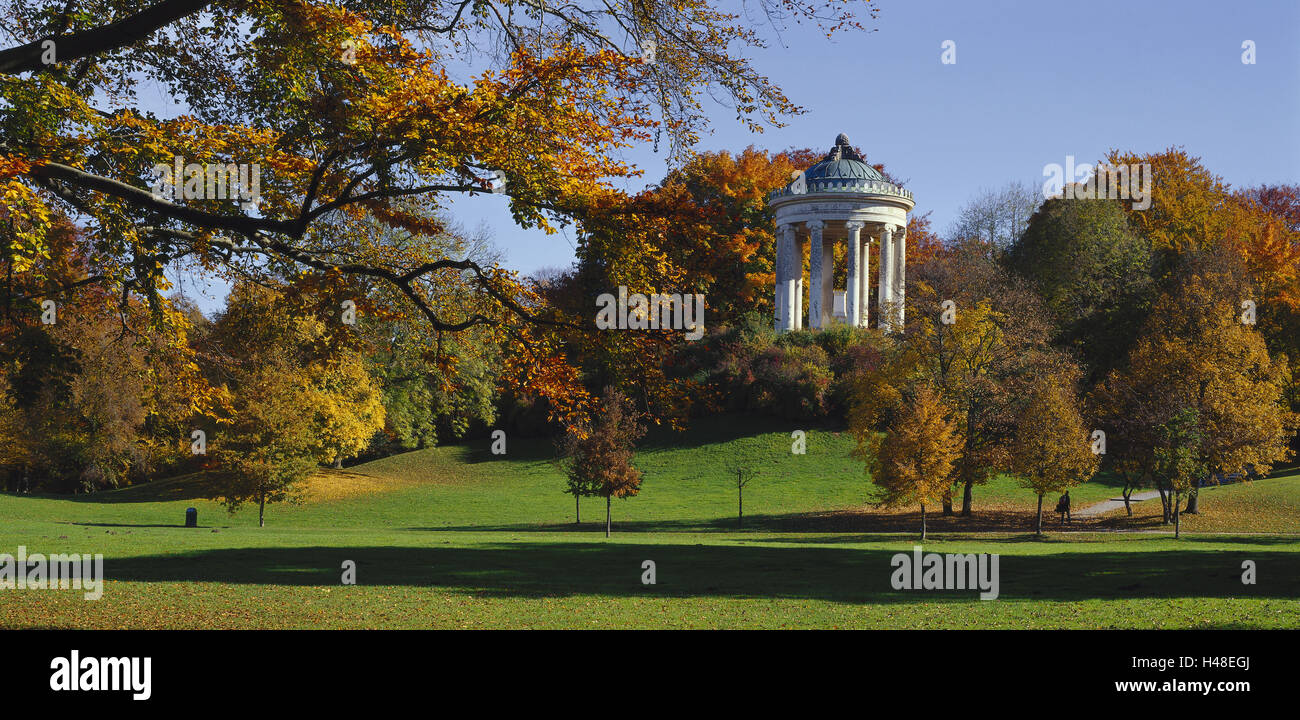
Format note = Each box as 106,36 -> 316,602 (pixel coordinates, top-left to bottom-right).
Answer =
1055,492 -> 1072,525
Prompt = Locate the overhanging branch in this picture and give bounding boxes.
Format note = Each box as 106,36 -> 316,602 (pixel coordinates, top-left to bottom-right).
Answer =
0,0 -> 216,75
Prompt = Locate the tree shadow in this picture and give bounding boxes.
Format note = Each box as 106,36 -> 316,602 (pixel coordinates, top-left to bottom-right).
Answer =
36,474 -> 225,504
17,468 -> 380,505
636,414 -> 847,452
1180,535 -> 1300,546
63,521 -> 209,529
459,413 -> 846,465
407,506 -> 1111,535
100,542 -> 1300,605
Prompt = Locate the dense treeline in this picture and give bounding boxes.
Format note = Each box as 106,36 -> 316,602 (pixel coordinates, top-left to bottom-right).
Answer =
0,217 -> 505,504
3,145 -> 1297,535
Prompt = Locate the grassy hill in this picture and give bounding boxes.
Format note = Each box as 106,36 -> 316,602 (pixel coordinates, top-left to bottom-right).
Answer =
0,413 -> 1133,533
1,414 -> 1296,629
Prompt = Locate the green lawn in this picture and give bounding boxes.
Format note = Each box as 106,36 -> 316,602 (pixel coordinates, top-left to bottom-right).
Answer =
1,414 -> 1296,629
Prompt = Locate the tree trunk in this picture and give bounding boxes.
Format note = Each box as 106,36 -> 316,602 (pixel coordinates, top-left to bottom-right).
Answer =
960,479 -> 974,517
941,491 -> 953,516
738,481 -> 743,528
920,502 -> 927,541
605,496 -> 611,538
1122,483 -> 1134,516
574,493 -> 580,525
332,455 -> 343,469
1036,493 -> 1043,536
1184,487 -> 1199,514
258,490 -> 266,528
1174,490 -> 1181,539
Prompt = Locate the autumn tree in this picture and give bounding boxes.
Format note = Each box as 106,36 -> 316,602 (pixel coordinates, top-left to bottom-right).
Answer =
2,287 -> 220,492
309,352 -> 386,468
1008,375 -> 1098,535
857,384 -> 962,540
0,213 -> 224,492
1087,373 -> 1162,518
556,387 -> 645,537
1106,149 -> 1300,404
1150,409 -> 1206,539
210,360 -> 318,527
204,281 -> 388,520
1232,184 -> 1300,426
853,242 -> 1069,517
1090,250 -> 1297,527
0,373 -> 35,490
1105,148 -> 1234,259
1238,184 -> 1300,232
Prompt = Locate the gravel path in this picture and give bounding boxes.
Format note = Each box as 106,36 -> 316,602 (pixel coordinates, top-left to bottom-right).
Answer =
1074,490 -> 1162,517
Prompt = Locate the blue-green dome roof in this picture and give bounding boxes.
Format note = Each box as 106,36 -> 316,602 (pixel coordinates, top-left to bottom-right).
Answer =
770,133 -> 913,201
804,152 -> 888,183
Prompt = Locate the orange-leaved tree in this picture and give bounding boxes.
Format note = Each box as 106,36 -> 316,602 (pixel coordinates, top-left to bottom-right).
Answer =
556,387 -> 645,537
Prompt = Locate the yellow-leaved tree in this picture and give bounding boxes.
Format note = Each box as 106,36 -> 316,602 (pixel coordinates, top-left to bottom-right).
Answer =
206,282 -> 387,525
859,384 -> 963,540
1008,374 -> 1098,536
308,353 -> 386,470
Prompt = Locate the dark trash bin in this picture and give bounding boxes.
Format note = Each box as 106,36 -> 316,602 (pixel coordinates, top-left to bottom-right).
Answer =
185,507 -> 198,528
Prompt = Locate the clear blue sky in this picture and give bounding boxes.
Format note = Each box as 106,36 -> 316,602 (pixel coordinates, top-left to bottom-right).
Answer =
171,0 -> 1300,311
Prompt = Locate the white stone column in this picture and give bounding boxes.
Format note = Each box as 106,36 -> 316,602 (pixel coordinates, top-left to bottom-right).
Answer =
785,225 -> 801,332
860,229 -> 871,328
820,232 -> 834,327
794,234 -> 804,330
807,220 -> 826,329
892,224 -> 906,329
774,223 -> 788,332
877,224 -> 893,331
845,221 -> 863,327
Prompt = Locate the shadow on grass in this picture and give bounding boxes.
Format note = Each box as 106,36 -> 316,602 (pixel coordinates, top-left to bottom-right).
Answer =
8,469 -> 377,505
453,414 -> 847,465
637,414 -> 848,452
64,522 -> 193,529
101,541 -> 1300,604
1179,535 -> 1300,546
406,506 -> 1126,535
5,473 -> 226,504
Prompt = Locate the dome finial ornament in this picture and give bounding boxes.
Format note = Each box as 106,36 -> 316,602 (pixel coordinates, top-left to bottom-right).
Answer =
824,133 -> 863,163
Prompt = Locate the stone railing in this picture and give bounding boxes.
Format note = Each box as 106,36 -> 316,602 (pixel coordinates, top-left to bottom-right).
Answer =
769,179 -> 913,201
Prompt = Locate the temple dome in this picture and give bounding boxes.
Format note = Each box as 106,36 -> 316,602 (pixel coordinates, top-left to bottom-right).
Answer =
803,156 -> 888,183
772,133 -> 911,200
804,133 -> 888,183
